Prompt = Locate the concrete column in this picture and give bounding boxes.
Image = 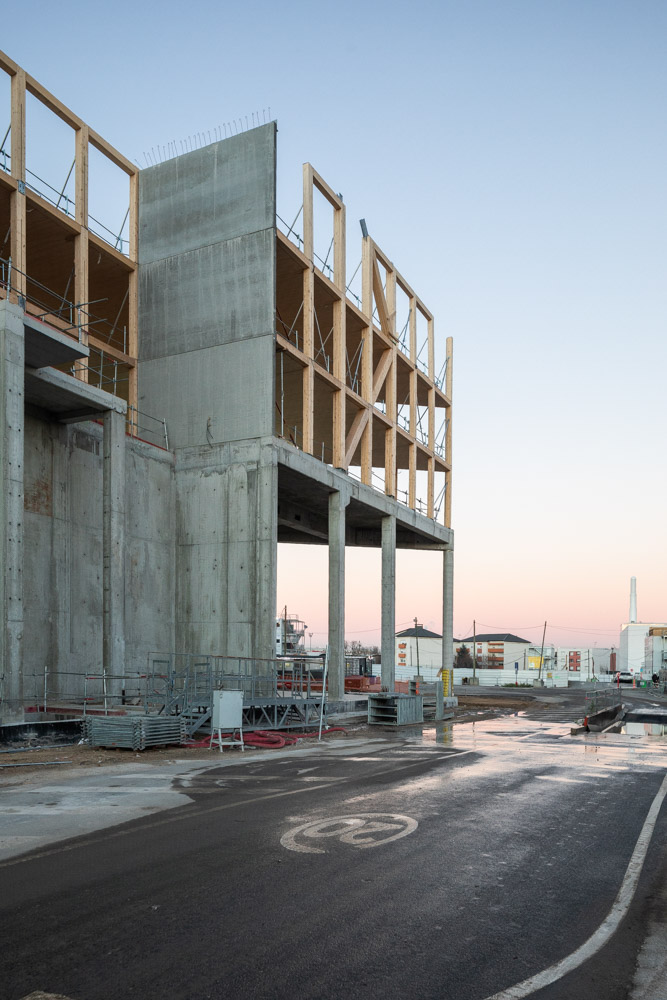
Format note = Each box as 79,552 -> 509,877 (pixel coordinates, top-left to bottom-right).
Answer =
442,546 -> 454,674
328,489 -> 347,701
381,514 -> 396,690
103,409 -> 126,690
0,302 -> 24,721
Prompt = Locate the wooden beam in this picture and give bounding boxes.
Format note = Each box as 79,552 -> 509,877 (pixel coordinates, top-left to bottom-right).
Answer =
302,163 -> 314,262
75,124 -> 88,227
445,335 -> 453,527
385,426 -> 396,498
129,170 -> 139,263
303,364 -> 314,454
87,334 -> 135,366
10,67 -> 26,302
303,266 -> 314,359
333,387 -> 345,468
428,315 -> 435,381
372,348 -> 393,403
334,191 -> 345,293
427,455 -> 434,519
372,256 -> 396,343
344,405 -> 368,468
428,385 -> 435,452
74,122 -> 89,381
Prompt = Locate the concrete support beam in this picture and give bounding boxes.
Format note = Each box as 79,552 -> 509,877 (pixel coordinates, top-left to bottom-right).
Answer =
0,303 -> 25,719
103,409 -> 126,688
328,489 -> 348,700
442,546 -> 454,673
381,514 -> 396,690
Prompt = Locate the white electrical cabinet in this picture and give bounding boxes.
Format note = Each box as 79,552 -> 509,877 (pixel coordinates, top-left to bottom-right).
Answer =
210,690 -> 244,751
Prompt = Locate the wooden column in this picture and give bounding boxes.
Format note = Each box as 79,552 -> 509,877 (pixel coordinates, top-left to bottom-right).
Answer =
332,193 -> 346,468
384,268 -> 397,497
9,68 -> 26,303
445,335 -> 453,528
302,164 -> 315,455
360,237 -> 373,485
74,124 -> 89,380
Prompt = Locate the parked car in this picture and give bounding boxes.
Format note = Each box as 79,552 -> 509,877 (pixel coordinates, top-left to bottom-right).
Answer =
617,671 -> 633,684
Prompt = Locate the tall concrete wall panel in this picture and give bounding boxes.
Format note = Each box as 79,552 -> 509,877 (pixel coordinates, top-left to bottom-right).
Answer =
139,336 -> 274,451
139,230 -> 275,361
138,123 -> 277,453
139,126 -> 276,266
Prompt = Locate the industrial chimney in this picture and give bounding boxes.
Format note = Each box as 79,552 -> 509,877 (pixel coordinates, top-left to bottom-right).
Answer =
629,576 -> 637,623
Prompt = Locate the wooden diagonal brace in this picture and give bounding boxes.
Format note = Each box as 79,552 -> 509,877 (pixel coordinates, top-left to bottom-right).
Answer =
344,406 -> 368,468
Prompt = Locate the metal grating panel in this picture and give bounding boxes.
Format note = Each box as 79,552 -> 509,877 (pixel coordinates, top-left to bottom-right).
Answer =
84,716 -> 186,750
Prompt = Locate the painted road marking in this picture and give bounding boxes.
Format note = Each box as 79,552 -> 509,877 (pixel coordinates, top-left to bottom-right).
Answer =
280,813 -> 418,854
482,771 -> 667,1000
535,775 -> 591,784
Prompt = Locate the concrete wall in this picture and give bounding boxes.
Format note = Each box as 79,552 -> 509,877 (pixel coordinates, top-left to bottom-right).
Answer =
138,124 -> 277,451
174,439 -> 277,660
137,126 -> 278,662
22,413 -> 175,702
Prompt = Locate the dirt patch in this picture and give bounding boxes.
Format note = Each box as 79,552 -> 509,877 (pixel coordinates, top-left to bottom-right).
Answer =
0,728 -> 354,777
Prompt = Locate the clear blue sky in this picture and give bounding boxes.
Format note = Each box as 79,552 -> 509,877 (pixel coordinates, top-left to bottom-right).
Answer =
7,0 -> 667,648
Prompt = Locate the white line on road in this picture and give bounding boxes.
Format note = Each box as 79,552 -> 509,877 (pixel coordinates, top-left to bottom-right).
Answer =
482,771 -> 667,1000
535,775 -> 591,784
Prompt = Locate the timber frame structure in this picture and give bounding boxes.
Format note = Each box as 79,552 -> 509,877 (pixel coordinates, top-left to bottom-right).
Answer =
276,166 -> 452,527
0,51 -> 138,412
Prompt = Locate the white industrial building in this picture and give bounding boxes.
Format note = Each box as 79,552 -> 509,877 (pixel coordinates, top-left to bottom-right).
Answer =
618,578 -> 667,674
645,628 -> 667,676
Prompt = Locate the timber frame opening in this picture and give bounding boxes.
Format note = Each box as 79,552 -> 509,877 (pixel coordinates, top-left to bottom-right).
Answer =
276,164 -> 452,527
0,50 -> 138,412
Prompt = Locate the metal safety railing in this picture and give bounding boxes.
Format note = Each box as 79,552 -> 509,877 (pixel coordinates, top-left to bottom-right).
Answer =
22,668 -> 147,717
128,405 -> 169,450
0,254 -> 127,351
584,685 -> 623,716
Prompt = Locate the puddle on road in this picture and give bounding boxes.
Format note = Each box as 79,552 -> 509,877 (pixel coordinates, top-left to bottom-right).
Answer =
411,712 -> 667,774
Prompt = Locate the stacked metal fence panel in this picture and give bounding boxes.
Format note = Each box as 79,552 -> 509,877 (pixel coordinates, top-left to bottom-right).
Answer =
84,716 -> 186,750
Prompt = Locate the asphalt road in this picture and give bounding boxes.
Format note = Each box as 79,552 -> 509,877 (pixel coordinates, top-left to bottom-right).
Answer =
2,714 -> 667,1000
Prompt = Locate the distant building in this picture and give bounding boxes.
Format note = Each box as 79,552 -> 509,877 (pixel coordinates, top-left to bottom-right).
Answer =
554,647 -> 615,675
275,613 -> 307,656
396,625 -> 443,672
619,624 -> 666,674
618,577 -> 667,674
457,633 -> 532,670
645,628 -> 667,676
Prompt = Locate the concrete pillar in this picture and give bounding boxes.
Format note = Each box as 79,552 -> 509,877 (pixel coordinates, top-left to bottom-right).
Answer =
381,514 -> 396,690
103,409 -> 126,691
328,489 -> 347,700
0,302 -> 24,721
442,546 -> 454,675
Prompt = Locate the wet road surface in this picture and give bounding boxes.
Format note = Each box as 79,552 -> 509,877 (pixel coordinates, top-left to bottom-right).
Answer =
2,711 -> 667,1000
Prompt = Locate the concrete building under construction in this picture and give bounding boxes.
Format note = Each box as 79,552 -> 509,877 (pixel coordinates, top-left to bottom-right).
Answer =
0,51 -> 453,722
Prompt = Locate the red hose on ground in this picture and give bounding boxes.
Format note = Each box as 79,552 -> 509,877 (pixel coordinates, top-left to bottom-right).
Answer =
183,727 -> 346,750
